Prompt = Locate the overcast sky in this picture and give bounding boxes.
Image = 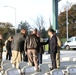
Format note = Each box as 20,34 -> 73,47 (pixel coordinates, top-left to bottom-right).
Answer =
0,0 -> 76,29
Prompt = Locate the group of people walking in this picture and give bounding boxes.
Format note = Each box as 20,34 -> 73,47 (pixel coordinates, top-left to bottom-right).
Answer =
0,27 -> 61,72
11,28 -> 44,71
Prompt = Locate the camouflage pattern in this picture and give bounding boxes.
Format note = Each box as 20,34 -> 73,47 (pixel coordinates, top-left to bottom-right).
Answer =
56,49 -> 60,68
56,36 -> 61,69
0,39 -> 4,65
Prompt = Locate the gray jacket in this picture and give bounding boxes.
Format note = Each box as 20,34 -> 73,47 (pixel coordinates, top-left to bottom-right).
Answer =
11,32 -> 26,52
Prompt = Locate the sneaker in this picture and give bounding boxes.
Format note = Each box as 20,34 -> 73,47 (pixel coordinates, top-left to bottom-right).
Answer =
36,68 -> 41,72
50,68 -> 53,71
57,66 -> 60,69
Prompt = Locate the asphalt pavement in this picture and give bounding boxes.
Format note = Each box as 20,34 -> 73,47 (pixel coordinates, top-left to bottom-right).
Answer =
2,50 -> 76,70
43,50 -> 76,70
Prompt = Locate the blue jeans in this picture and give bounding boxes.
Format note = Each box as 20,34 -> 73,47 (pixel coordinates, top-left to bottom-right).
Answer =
38,53 -> 42,64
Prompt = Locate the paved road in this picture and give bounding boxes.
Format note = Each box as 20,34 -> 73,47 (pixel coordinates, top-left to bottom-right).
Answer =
43,50 -> 76,69
2,50 -> 76,69
43,50 -> 76,61
60,50 -> 76,58
2,50 -> 76,61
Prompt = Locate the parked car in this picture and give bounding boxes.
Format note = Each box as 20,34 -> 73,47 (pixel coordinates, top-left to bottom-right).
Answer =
62,37 -> 76,50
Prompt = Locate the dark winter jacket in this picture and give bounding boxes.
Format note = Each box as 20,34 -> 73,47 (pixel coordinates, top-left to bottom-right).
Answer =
11,32 -> 26,52
41,35 -> 57,54
6,40 -> 12,53
24,34 -> 40,53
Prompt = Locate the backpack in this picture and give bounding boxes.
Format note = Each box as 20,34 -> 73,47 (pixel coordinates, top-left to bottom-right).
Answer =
57,36 -> 62,48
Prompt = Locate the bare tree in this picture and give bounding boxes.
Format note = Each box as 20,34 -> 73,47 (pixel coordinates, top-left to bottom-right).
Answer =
49,17 -> 52,29
31,16 -> 45,31
59,2 -> 73,13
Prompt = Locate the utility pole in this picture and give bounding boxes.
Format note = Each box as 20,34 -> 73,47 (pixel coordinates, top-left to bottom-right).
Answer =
66,1 -> 69,41
51,0 -> 58,33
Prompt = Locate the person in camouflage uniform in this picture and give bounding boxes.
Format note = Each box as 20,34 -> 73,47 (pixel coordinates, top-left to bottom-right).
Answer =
56,36 -> 61,69
0,35 -> 4,67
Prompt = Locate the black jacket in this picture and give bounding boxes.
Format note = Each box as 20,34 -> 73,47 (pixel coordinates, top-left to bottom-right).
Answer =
11,32 -> 26,52
41,35 -> 57,53
39,37 -> 44,54
24,34 -> 40,52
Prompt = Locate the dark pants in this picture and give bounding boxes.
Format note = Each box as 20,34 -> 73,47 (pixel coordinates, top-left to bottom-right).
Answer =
6,52 -> 11,60
0,50 -> 2,66
50,52 -> 57,69
38,53 -> 42,64
23,51 -> 28,62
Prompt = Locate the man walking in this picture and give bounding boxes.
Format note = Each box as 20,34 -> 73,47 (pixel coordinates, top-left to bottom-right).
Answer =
11,28 -> 26,69
24,29 -> 40,72
6,36 -> 13,60
37,33 -> 44,64
53,31 -> 61,69
42,28 -> 57,70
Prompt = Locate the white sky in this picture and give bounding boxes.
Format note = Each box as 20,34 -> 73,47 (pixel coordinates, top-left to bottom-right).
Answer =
0,0 -> 76,29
